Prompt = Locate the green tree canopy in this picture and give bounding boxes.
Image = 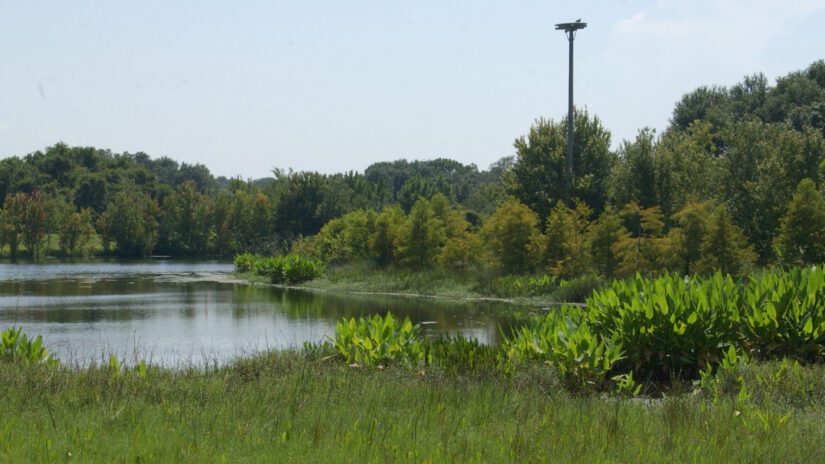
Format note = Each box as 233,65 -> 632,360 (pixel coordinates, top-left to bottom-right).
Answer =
507,109 -> 614,220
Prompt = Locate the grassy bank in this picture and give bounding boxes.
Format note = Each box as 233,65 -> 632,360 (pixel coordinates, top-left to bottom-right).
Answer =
238,261 -> 603,305
3,352 -> 825,462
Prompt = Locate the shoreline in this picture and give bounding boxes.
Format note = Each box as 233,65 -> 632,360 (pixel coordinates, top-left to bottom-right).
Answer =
229,271 -> 587,309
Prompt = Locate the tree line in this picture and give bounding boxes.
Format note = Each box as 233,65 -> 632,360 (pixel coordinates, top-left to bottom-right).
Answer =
296,178 -> 825,279
0,60 -> 823,266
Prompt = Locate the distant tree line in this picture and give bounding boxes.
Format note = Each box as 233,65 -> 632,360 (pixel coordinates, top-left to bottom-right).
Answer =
0,144 -> 505,258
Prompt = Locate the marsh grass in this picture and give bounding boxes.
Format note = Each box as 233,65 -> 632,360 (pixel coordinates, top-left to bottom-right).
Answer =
2,352 -> 825,462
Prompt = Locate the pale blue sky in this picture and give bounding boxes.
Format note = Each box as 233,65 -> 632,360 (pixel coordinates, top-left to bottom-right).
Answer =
2,0 -> 824,178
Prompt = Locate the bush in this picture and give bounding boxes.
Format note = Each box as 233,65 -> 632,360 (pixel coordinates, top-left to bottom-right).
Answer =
233,252 -> 257,273
233,253 -> 324,284
282,255 -> 325,284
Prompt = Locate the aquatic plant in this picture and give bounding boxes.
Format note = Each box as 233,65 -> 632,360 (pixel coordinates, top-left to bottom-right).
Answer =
333,313 -> 425,367
1,327 -> 58,367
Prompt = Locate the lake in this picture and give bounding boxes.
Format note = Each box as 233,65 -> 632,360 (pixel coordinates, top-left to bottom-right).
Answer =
0,261 -> 526,366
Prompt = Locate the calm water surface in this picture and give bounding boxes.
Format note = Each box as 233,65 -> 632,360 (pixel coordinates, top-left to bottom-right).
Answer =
0,261 -> 525,366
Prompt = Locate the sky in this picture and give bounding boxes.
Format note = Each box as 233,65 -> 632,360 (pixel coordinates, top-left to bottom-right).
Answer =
1,0 -> 824,179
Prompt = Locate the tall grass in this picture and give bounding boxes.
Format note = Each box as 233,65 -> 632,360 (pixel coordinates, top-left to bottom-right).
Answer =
3,352 -> 825,462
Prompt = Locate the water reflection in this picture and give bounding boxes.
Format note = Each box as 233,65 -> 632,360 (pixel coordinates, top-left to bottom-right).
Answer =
0,262 -> 527,366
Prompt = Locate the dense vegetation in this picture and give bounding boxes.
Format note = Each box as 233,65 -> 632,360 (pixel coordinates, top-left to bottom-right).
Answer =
233,252 -> 325,284
6,283 -> 825,463
325,266 -> 825,389
2,61 -> 823,270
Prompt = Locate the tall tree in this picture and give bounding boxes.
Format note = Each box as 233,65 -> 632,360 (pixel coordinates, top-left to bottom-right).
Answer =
508,109 -> 614,220
609,128 -> 658,208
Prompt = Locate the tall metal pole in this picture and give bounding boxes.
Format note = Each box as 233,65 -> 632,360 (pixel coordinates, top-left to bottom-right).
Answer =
555,20 -> 586,205
566,31 -> 574,193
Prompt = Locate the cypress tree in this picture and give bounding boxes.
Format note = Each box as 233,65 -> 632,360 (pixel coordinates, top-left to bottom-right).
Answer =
698,206 -> 755,275
774,178 -> 825,265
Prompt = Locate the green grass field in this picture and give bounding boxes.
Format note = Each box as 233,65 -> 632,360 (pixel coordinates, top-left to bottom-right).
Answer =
2,352 -> 825,462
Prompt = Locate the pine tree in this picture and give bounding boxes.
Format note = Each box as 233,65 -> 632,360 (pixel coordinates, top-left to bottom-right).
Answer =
774,178 -> 825,264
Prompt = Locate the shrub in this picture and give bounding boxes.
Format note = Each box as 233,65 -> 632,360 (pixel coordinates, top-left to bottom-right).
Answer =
233,253 -> 324,284
282,255 -> 325,284
233,252 -> 258,273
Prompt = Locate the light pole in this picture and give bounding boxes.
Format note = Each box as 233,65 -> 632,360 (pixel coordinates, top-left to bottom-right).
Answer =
555,19 -> 586,204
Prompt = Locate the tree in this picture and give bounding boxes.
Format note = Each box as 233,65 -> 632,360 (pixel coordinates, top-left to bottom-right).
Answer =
20,191 -> 48,259
1,192 -> 26,260
544,201 -> 591,277
369,206 -> 405,267
395,198 -> 444,268
774,178 -> 825,265
340,209 -> 376,259
397,175 -> 450,213
614,202 -> 665,276
508,110 -> 614,220
480,198 -> 544,274
160,181 -> 212,255
102,191 -> 159,257
654,121 -> 723,218
438,231 -> 481,270
272,171 -> 327,239
665,200 -> 712,274
57,203 -> 95,257
588,206 -> 628,278
697,206 -> 755,276
722,121 -> 825,261
609,128 -> 658,208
